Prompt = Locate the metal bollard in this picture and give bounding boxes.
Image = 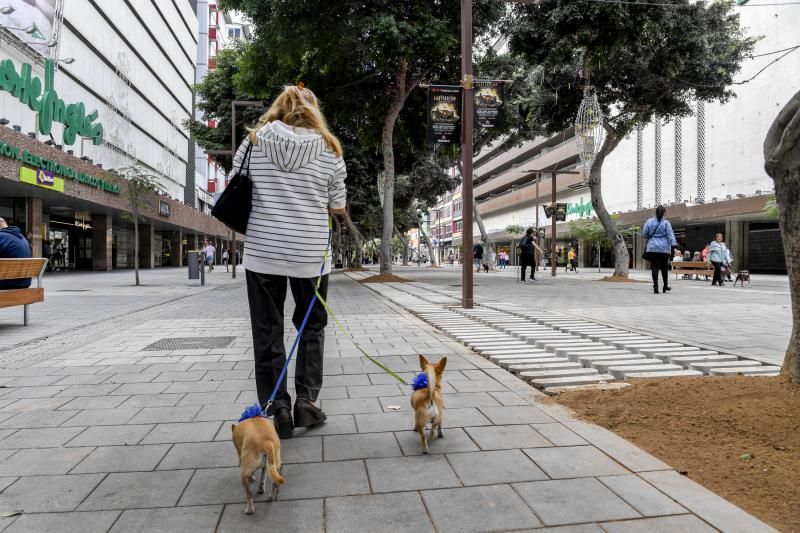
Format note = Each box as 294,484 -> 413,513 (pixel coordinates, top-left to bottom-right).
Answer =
188,251 -> 199,280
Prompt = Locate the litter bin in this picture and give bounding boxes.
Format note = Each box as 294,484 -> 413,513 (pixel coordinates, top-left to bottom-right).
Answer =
188,251 -> 199,279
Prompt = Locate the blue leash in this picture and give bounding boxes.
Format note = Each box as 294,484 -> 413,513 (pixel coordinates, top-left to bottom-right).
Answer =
260,225 -> 331,418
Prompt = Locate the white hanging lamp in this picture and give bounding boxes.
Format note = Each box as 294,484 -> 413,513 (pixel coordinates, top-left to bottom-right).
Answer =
574,86 -> 604,172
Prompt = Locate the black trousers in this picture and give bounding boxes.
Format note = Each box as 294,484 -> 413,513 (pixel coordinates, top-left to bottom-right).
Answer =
520,254 -> 535,281
711,261 -> 723,285
649,253 -> 671,289
245,270 -> 328,413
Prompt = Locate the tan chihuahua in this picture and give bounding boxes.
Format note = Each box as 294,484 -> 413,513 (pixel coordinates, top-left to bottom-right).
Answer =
410,355 -> 447,454
231,413 -> 286,514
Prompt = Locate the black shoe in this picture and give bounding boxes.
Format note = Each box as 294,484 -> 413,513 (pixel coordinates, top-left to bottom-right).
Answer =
293,397 -> 327,428
272,407 -> 293,439
653,287 -> 659,294
663,286 -> 671,293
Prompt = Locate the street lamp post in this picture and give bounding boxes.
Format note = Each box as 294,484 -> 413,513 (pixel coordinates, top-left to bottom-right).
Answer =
460,0 -> 474,309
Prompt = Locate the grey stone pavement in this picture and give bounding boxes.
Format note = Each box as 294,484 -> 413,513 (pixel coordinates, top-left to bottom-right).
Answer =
0,268 -> 778,532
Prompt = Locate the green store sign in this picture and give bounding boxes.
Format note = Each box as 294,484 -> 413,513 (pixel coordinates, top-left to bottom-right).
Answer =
0,58 -> 104,146
567,198 -> 594,218
0,140 -> 120,194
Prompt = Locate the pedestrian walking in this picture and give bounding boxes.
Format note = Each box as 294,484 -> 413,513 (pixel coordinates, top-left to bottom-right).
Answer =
566,246 -> 578,273
448,251 -> 454,266
517,227 -> 543,283
708,233 -> 728,287
642,205 -> 677,294
498,250 -> 507,270
236,84 -> 347,439
473,243 -> 483,273
203,240 -> 216,271
223,248 -> 230,272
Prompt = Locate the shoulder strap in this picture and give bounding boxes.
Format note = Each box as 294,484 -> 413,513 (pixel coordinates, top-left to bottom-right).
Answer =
237,141 -> 253,175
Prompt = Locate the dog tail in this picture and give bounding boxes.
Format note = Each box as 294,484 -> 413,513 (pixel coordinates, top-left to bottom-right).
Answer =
425,364 -> 436,403
266,441 -> 285,485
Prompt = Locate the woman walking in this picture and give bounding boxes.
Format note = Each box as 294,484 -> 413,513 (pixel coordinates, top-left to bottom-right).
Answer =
642,205 -> 677,294
708,233 -> 728,287
234,85 -> 347,439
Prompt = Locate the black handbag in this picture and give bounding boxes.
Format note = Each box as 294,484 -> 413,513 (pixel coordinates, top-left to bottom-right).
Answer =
642,220 -> 664,261
211,142 -> 253,235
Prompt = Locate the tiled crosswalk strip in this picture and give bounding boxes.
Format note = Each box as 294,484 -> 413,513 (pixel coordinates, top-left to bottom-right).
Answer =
354,278 -> 781,393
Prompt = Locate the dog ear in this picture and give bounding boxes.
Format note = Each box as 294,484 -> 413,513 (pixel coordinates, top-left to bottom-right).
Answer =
435,357 -> 447,374
419,354 -> 429,370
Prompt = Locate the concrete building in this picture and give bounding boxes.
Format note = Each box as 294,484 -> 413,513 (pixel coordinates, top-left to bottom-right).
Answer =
0,0 -> 233,270
440,4 -> 796,273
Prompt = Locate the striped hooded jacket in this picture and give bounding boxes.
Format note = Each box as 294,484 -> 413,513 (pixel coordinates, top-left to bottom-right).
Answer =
229,120 -> 347,278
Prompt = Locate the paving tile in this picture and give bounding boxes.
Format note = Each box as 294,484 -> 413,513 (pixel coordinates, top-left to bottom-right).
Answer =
531,423 -> 588,446
0,426 -> 85,449
58,396 -> 128,410
447,449 -> 548,485
110,383 -> 170,396
601,514 -> 715,532
422,484 -> 542,533
0,473 -> 104,512
322,397 -> 384,415
534,526 -> 605,533
128,406 -> 201,424
3,511 -> 120,533
278,460 -> 369,500
177,391 -> 239,406
72,444 -> 171,474
347,384 -> 405,398
563,420 -> 671,472
153,370 -> 207,382
524,446 -> 629,478
0,446 -> 93,476
66,424 -> 153,447
477,405 -> 555,425
448,379 -> 508,393
110,505 -> 222,533
193,403 -> 244,422
217,499 -> 324,533
1,409 -> 78,428
324,433 -> 402,461
513,478 -> 641,526
280,435 -> 322,463
326,492 -> 434,533
178,467 -> 266,506
158,441 -> 237,470
366,455 -> 460,493
640,470 -> 776,532
0,475 -> 17,492
102,372 -> 161,384
164,381 -> 222,394
79,470 -> 193,510
355,412 -> 412,433
292,414 -> 356,437
55,384 -> 120,397
395,427 -> 480,456
465,424 -> 551,450
141,421 -> 223,444
441,407 -> 494,428
61,407 -> 141,426
440,391 -> 503,408
598,475 -> 687,516
0,397 -> 71,412
117,393 -> 184,408
2,386 -> 66,399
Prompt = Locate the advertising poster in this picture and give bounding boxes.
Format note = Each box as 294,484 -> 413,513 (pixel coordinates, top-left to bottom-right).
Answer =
0,0 -> 58,57
427,85 -> 462,145
474,80 -> 505,129
555,203 -> 568,222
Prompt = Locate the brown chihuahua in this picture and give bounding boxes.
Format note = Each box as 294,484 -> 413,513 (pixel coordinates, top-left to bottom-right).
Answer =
410,355 -> 447,454
231,414 -> 286,514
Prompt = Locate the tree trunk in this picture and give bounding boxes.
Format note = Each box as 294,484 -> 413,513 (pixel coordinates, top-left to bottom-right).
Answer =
473,202 -> 496,270
764,88 -> 800,382
394,225 -> 409,266
380,59 -> 410,275
589,125 -> 628,277
133,206 -> 140,287
342,211 -> 364,267
417,214 -> 437,266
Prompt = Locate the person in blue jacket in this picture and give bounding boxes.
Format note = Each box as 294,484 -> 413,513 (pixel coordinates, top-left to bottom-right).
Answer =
642,205 -> 677,294
0,217 -> 32,290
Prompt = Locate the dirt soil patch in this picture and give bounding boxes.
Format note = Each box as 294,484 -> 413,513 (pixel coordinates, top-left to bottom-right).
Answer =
358,273 -> 410,283
599,275 -> 648,283
551,376 -> 799,531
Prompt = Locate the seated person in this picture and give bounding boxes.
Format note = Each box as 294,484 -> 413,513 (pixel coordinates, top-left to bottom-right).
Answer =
0,217 -> 33,290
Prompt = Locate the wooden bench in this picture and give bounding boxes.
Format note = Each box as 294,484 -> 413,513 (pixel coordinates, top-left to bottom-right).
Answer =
671,260 -> 714,280
0,258 -> 48,325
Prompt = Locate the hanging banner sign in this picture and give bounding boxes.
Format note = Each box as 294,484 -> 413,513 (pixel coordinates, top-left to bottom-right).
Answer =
426,85 -> 462,144
474,80 -> 505,129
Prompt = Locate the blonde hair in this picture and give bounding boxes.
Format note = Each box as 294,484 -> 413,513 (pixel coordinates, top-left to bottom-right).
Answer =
248,85 -> 342,157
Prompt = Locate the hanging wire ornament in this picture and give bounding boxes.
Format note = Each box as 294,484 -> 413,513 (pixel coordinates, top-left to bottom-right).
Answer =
574,86 -> 605,171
